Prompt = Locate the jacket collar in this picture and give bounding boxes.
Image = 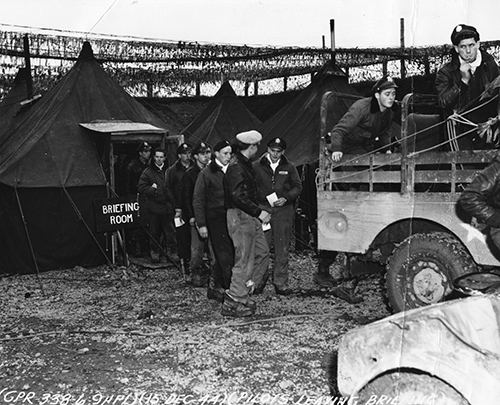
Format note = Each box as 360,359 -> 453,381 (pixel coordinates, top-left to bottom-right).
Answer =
209,159 -> 223,173
259,153 -> 289,167
449,48 -> 488,69
235,152 -> 252,166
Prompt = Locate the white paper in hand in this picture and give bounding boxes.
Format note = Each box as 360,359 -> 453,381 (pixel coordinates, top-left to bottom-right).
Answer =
266,192 -> 278,206
262,222 -> 271,231
174,217 -> 185,228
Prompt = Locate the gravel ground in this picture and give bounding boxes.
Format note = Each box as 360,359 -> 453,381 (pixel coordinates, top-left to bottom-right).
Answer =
0,252 -> 390,405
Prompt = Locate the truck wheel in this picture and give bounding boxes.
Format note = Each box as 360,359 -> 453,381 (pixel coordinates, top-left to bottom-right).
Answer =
386,232 -> 476,312
357,372 -> 469,405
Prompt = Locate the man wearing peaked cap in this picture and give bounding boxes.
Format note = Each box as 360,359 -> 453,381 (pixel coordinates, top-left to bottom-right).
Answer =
180,142 -> 212,286
371,76 -> 398,94
123,141 -> 152,256
253,137 -> 302,295
323,76 -> 398,303
328,75 -> 397,163
222,130 -> 270,316
166,142 -> 194,273
436,24 -> 499,148
192,139 -> 234,302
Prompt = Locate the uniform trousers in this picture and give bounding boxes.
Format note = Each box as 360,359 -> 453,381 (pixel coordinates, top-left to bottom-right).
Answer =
226,208 -> 269,301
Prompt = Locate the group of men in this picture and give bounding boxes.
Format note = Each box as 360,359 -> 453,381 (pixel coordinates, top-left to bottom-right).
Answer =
120,23 -> 500,317
124,131 -> 306,317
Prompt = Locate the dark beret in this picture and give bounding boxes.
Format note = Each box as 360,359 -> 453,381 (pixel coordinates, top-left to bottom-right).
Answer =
213,140 -> 231,152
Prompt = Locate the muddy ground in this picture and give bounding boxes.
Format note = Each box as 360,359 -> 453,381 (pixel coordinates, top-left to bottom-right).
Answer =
0,252 -> 390,405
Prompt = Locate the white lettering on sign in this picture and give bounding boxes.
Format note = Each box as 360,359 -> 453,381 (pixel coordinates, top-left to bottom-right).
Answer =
102,202 -> 139,215
109,214 -> 134,225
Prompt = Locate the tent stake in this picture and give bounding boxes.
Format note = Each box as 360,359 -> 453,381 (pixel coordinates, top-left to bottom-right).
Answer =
14,186 -> 45,296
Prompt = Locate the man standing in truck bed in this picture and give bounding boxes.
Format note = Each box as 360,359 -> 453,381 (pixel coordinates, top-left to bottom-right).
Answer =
318,76 -> 398,303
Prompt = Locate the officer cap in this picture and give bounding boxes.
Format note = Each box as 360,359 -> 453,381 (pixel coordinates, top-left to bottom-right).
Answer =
235,130 -> 262,145
451,24 -> 479,45
193,141 -> 211,154
372,76 -> 398,94
267,137 -> 287,151
176,142 -> 192,155
137,141 -> 152,152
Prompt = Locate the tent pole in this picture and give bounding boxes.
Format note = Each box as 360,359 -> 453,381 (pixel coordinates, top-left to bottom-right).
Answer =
108,141 -> 129,266
14,186 -> 45,296
109,142 -> 116,264
62,186 -> 112,266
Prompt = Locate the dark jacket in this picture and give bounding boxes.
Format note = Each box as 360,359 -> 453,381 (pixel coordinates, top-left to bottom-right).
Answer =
124,157 -> 148,195
166,159 -> 193,210
459,155 -> 500,227
253,154 -> 302,209
224,152 -> 264,218
180,163 -> 202,221
329,96 -> 394,154
138,163 -> 173,214
193,160 -> 226,228
435,49 -> 499,114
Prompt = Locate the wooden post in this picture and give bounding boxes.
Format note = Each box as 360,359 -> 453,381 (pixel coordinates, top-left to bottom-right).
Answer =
283,76 -> 288,92
244,81 -> 249,97
424,53 -> 430,76
195,81 -> 201,96
253,81 -> 258,96
322,35 -> 325,49
330,19 -> 336,63
146,82 -> 153,98
382,60 -> 388,76
23,34 -> 33,99
400,18 -> 406,79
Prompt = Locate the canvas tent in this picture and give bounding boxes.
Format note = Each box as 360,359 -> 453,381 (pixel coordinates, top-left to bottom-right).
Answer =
0,42 -> 176,274
258,61 -> 361,167
0,67 -> 35,140
182,81 -> 261,145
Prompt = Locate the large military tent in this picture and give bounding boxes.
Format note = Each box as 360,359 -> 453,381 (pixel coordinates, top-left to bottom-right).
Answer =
0,42 -> 176,274
182,81 -> 261,145
258,62 -> 360,166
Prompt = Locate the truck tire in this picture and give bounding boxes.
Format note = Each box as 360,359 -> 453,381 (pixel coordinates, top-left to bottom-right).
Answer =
386,232 -> 477,312
357,372 -> 469,405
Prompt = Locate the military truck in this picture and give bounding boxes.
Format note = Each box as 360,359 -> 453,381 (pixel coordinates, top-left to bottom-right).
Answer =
317,90 -> 500,312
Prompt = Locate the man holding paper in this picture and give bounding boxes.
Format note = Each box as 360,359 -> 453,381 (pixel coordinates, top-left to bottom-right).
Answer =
223,130 -> 271,317
254,137 -> 303,295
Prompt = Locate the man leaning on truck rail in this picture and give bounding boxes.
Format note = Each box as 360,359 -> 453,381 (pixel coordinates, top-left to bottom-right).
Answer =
328,76 -> 397,162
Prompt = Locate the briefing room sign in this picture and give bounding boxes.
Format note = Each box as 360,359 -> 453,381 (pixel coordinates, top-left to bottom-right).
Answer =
94,197 -> 140,232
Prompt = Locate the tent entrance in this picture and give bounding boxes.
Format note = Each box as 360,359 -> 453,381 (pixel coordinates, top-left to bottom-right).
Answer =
80,120 -> 183,265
